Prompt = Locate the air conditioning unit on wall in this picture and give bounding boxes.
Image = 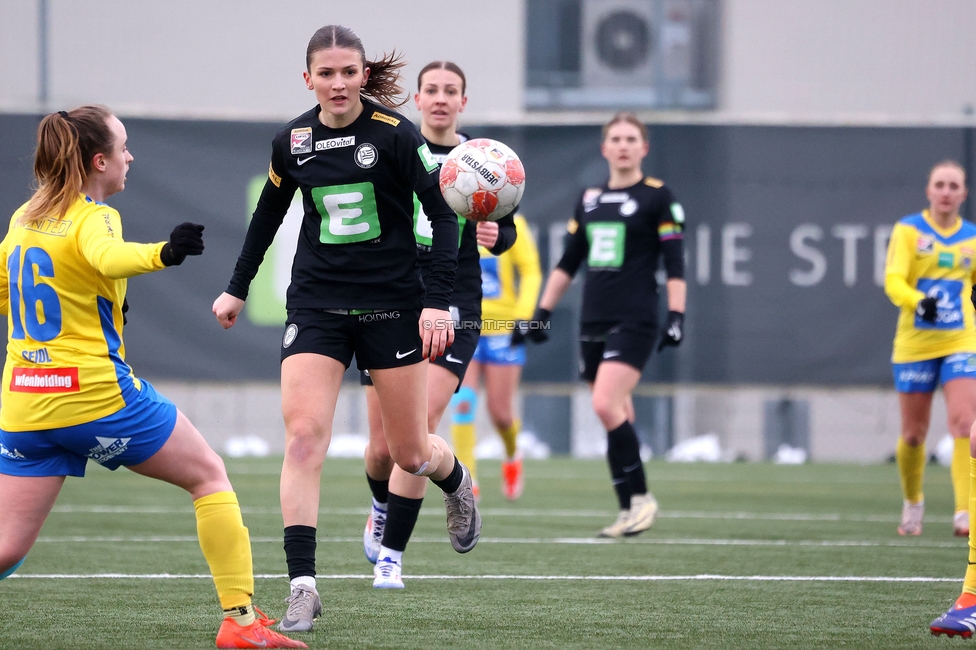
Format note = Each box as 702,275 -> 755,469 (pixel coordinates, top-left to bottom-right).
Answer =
581,0 -> 699,92
581,0 -> 656,88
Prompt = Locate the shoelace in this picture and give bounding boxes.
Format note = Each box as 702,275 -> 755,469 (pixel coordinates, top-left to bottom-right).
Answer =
284,588 -> 314,617
377,561 -> 399,578
371,510 -> 386,540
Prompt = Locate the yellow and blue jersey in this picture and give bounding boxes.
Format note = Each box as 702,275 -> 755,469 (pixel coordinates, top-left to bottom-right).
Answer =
0,194 -> 166,431
479,215 -> 542,335
884,209 -> 976,363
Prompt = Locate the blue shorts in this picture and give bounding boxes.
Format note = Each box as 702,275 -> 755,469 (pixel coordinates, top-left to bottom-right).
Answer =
472,333 -> 526,366
0,379 -> 177,478
892,353 -> 976,393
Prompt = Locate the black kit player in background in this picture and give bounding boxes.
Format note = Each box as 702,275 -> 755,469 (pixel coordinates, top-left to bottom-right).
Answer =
211,26 -> 481,633
359,61 -> 517,589
524,111 -> 687,539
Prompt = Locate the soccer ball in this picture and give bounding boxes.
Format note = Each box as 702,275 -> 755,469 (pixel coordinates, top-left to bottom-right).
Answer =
439,138 -> 525,222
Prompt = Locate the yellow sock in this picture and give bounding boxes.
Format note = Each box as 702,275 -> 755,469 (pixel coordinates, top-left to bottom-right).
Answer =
496,419 -> 520,459
194,491 -> 254,612
895,438 -> 925,504
954,438 -> 971,514
452,422 -> 477,482
963,458 -> 976,598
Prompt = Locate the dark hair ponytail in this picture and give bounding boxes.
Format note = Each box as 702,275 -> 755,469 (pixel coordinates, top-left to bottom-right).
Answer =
306,25 -> 407,108
22,105 -> 114,224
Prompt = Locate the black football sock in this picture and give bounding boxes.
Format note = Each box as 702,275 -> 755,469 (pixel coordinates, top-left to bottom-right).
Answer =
366,472 -> 390,504
609,421 -> 648,496
283,525 -> 317,580
381,494 -> 424,552
431,455 -> 464,494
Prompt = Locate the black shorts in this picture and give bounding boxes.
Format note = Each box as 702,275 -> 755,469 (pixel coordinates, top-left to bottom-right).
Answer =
282,308 -> 424,370
360,304 -> 481,387
579,321 -> 656,383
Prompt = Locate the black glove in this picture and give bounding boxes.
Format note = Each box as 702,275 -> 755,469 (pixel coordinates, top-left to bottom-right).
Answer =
510,320 -> 529,345
121,298 -> 129,325
521,308 -> 552,344
657,311 -> 684,352
917,296 -> 937,323
160,222 -> 205,266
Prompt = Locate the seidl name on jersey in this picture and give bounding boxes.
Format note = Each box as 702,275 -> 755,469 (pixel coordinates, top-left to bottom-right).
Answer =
316,136 -> 355,151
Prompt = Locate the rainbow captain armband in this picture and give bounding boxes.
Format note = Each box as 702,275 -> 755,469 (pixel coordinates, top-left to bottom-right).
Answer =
0,557 -> 25,580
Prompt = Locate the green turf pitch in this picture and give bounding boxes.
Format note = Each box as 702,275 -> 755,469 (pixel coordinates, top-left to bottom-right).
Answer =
0,458 -> 967,649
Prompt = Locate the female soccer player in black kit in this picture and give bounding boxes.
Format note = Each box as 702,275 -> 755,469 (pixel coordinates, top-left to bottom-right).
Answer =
212,26 -> 480,632
524,112 -> 686,538
359,61 -> 516,588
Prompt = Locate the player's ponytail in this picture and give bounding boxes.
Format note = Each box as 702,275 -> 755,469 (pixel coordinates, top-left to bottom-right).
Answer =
22,105 -> 114,225
306,25 -> 407,109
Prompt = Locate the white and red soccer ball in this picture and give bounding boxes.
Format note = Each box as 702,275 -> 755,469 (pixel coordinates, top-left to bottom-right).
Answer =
439,138 -> 525,222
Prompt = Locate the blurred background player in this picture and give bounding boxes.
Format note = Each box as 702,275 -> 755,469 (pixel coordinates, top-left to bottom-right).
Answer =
0,106 -> 304,649
360,60 -> 517,587
213,28 -> 479,629
451,214 -> 542,500
523,112 -> 686,538
884,160 -> 976,538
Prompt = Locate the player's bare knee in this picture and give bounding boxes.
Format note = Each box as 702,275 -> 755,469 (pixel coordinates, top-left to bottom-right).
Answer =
285,418 -> 330,462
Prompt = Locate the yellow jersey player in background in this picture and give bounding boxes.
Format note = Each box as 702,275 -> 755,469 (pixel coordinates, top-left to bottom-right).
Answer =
0,106 -> 304,649
450,214 -> 542,500
885,160 -> 976,542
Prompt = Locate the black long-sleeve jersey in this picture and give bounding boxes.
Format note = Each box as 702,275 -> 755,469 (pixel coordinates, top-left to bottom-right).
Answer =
556,176 -> 685,325
415,137 -> 517,309
226,101 -> 458,311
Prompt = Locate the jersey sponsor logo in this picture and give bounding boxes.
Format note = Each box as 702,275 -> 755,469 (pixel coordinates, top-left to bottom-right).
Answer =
582,188 -> 602,212
268,162 -> 282,188
897,368 -> 936,385
370,111 -> 400,127
644,176 -> 664,188
297,155 -> 316,166
10,367 -> 79,393
670,202 -> 685,223
358,311 -> 400,323
939,252 -> 954,268
620,199 -> 638,216
0,443 -> 25,460
418,144 -> 438,173
915,278 -> 964,330
355,143 -> 379,169
21,348 -> 52,364
599,192 -> 629,204
87,436 -> 131,465
24,218 -> 71,237
282,324 -> 298,348
480,257 -> 502,298
586,222 -> 626,268
312,182 -> 382,243
290,127 -> 313,155
566,218 -> 579,235
431,152 -> 449,165
917,235 -> 934,253
316,135 -> 356,151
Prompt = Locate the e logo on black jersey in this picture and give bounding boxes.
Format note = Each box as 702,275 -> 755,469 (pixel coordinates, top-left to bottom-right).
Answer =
355,143 -> 378,169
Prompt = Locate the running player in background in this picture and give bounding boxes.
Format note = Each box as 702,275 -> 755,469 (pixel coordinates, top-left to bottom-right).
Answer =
360,61 -> 517,588
884,160 -> 976,539
212,28 -> 479,631
0,106 -> 304,649
451,215 -> 541,500
522,112 -> 686,538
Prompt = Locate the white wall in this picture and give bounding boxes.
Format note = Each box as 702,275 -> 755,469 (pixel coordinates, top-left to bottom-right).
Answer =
3,0 -> 975,125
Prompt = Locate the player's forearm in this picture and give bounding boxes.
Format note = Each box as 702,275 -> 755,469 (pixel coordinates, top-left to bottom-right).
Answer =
884,273 -> 924,309
86,240 -> 166,279
665,278 -> 686,313
538,268 -> 572,311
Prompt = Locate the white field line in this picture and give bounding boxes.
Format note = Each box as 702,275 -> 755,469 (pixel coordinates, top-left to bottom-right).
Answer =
8,573 -> 960,582
31,535 -> 964,548
47,505 -> 927,524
